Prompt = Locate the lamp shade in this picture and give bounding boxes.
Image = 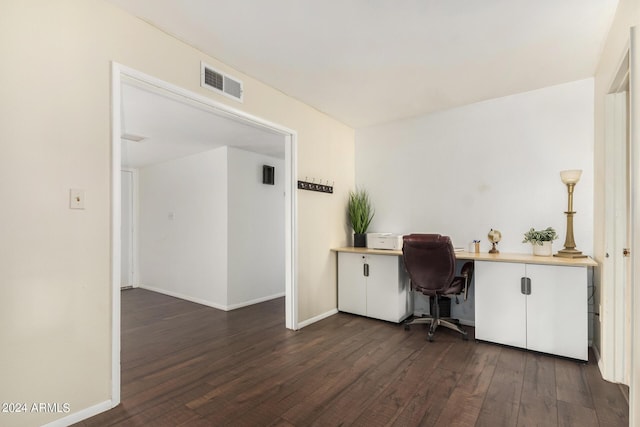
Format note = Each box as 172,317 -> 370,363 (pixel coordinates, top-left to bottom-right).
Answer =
560,169 -> 582,184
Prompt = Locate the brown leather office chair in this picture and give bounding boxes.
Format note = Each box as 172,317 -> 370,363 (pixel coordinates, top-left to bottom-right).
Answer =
402,234 -> 474,341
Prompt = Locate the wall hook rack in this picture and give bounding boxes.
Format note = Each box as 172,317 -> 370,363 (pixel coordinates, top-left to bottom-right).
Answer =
297,178 -> 333,194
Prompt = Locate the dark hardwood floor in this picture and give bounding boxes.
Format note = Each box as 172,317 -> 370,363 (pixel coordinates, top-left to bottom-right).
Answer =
77,289 -> 628,426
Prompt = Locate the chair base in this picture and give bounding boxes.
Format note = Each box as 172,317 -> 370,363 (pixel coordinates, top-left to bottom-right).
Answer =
404,314 -> 468,341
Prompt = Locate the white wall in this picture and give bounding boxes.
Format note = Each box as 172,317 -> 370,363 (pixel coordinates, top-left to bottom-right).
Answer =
356,79 -> 594,256
227,148 -> 285,307
138,147 -> 228,307
138,146 -> 285,310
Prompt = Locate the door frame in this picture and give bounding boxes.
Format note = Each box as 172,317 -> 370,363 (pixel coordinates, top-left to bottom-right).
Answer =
120,168 -> 137,288
603,55 -> 629,384
629,25 -> 640,427
110,62 -> 299,405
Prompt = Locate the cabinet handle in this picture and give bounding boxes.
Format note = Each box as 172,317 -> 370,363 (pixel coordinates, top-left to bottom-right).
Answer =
521,277 -> 531,295
364,263 -> 369,277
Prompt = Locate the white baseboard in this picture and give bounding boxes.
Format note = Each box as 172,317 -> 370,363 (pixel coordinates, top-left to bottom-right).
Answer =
141,284 -> 327,326
298,309 -> 339,329
138,285 -> 228,310
226,292 -> 285,310
41,400 -> 113,427
138,285 -> 284,312
593,344 -> 607,378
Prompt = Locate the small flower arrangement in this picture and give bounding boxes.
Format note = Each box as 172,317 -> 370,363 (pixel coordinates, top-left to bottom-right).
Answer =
522,227 -> 558,246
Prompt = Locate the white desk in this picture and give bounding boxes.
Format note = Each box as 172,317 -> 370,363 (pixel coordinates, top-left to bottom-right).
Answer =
332,247 -> 596,360
333,246 -> 596,267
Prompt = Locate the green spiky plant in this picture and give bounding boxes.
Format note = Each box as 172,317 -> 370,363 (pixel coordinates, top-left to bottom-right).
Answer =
348,189 -> 375,234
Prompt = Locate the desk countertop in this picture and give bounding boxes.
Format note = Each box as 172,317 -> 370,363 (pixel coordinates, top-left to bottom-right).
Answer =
331,247 -> 597,267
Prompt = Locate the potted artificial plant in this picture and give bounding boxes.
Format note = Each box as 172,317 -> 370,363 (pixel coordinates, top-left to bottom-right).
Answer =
522,226 -> 558,256
348,189 -> 374,247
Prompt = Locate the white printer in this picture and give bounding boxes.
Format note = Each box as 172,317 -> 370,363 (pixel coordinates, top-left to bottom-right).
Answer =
366,233 -> 404,250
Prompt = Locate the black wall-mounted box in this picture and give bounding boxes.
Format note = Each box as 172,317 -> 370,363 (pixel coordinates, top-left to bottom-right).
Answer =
263,165 -> 275,185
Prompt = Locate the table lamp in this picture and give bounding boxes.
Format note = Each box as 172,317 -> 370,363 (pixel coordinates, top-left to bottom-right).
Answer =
555,169 -> 587,258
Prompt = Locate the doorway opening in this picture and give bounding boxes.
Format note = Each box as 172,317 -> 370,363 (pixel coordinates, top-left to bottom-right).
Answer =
111,63 -> 298,405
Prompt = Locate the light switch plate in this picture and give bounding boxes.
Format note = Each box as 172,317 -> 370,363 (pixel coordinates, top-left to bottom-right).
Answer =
70,189 -> 85,209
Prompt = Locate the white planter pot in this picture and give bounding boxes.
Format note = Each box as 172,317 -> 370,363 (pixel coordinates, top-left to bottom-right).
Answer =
532,241 -> 553,256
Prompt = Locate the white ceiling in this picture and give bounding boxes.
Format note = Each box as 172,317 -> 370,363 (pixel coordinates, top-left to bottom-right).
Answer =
121,82 -> 285,168
107,0 -> 618,128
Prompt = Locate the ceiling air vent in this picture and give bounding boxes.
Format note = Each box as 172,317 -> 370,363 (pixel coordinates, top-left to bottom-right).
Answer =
201,62 -> 243,102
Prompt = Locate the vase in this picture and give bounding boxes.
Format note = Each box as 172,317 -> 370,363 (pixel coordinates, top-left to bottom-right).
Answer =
354,233 -> 367,248
532,241 -> 552,256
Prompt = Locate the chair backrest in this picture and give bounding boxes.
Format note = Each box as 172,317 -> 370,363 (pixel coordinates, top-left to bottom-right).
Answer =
402,234 -> 456,295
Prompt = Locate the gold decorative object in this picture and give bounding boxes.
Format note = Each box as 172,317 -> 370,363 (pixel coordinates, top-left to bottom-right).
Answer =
555,170 -> 587,258
487,229 -> 501,254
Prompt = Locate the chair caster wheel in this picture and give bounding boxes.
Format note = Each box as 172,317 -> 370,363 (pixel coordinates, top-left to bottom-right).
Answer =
404,324 -> 410,331
462,334 -> 469,341
427,334 -> 434,342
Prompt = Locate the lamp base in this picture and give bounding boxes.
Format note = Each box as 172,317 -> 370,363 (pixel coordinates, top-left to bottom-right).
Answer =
554,248 -> 587,259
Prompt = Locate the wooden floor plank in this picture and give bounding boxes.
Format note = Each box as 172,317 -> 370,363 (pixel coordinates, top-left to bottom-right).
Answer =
557,400 -> 599,427
355,340 -> 456,425
304,338 -> 417,426
517,352 -> 558,427
555,357 -> 594,409
390,366 -> 462,427
583,356 -> 629,426
76,289 -> 628,427
476,348 -> 527,427
431,342 -> 502,426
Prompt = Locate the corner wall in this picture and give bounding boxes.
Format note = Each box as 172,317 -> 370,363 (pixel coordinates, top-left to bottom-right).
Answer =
138,146 -> 285,310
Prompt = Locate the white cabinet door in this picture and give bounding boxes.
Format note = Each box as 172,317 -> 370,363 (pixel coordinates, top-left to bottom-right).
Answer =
338,253 -> 367,316
475,261 -> 527,348
366,255 -> 407,322
526,264 -> 587,360
338,253 -> 411,323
